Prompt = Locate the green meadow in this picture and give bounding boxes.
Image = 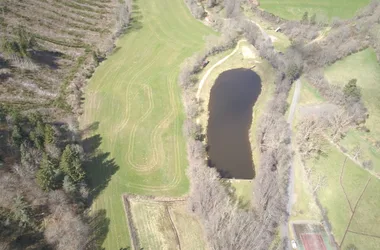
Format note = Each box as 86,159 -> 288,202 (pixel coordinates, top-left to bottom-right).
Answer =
80,0 -> 213,248
259,0 -> 370,21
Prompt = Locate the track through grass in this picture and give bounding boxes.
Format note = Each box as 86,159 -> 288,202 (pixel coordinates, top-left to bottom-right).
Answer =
80,0 -> 213,248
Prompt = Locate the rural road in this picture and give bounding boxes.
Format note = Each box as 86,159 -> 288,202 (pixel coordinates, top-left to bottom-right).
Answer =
281,79 -> 301,246
196,39 -> 246,99
287,80 -> 301,124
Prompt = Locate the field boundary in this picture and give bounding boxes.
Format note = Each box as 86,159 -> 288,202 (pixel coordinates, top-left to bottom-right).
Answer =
124,194 -> 187,203
166,206 -> 182,250
339,177 -> 372,247
122,194 -> 190,249
340,157 -> 353,212
122,196 -> 141,250
327,137 -> 380,180
347,230 -> 380,239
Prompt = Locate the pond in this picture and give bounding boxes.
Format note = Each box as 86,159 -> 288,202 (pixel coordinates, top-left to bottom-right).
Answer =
207,68 -> 262,179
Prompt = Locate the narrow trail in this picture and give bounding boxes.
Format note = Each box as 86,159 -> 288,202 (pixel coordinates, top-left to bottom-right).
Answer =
166,206 -> 182,250
123,197 -> 141,250
340,177 -> 372,247
281,79 -> 301,243
287,79 -> 301,124
347,230 -> 380,239
328,137 -> 380,180
340,157 -> 353,212
196,39 -> 246,99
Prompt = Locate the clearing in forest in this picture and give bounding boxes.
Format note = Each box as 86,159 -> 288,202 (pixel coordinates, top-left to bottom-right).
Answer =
80,0 -> 213,248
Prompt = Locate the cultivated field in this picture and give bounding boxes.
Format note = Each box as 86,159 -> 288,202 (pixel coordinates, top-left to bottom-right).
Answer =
80,0 -> 213,248
126,197 -> 207,250
259,0 -> 371,21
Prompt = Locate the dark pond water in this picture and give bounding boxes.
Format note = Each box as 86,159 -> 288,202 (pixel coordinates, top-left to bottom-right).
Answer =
207,68 -> 262,179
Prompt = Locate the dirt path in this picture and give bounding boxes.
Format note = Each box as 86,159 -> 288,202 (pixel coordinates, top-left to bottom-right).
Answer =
287,79 -> 301,124
328,137 -> 380,180
347,230 -> 380,239
340,177 -> 372,247
196,39 -> 246,99
340,157 -> 354,212
281,79 -> 302,244
122,196 -> 141,250
166,206 -> 182,250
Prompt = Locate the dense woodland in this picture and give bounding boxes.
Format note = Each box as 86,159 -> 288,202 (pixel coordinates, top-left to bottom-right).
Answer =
0,0 -> 131,249
182,0 -> 380,249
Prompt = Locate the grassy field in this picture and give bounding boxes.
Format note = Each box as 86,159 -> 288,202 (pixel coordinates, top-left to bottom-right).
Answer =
130,201 -> 178,249
129,199 -> 207,250
80,0 -> 213,248
168,203 -> 208,249
291,154 -> 321,221
306,144 -> 380,249
291,62 -> 380,248
242,4 -> 291,52
325,48 -> 380,174
259,0 -> 371,21
230,180 -> 254,206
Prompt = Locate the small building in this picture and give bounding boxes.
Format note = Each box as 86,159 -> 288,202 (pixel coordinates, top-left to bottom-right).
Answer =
205,16 -> 215,24
202,60 -> 210,68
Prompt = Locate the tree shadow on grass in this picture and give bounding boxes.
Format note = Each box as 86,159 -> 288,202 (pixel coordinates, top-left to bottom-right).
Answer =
82,128 -> 120,206
87,209 -> 110,250
30,50 -> 62,69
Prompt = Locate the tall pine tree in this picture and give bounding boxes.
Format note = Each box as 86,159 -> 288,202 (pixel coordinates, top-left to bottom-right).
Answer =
36,154 -> 57,191
59,145 -> 85,183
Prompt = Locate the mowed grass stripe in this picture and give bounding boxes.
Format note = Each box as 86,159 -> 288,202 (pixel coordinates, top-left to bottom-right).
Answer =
81,0 -> 213,248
